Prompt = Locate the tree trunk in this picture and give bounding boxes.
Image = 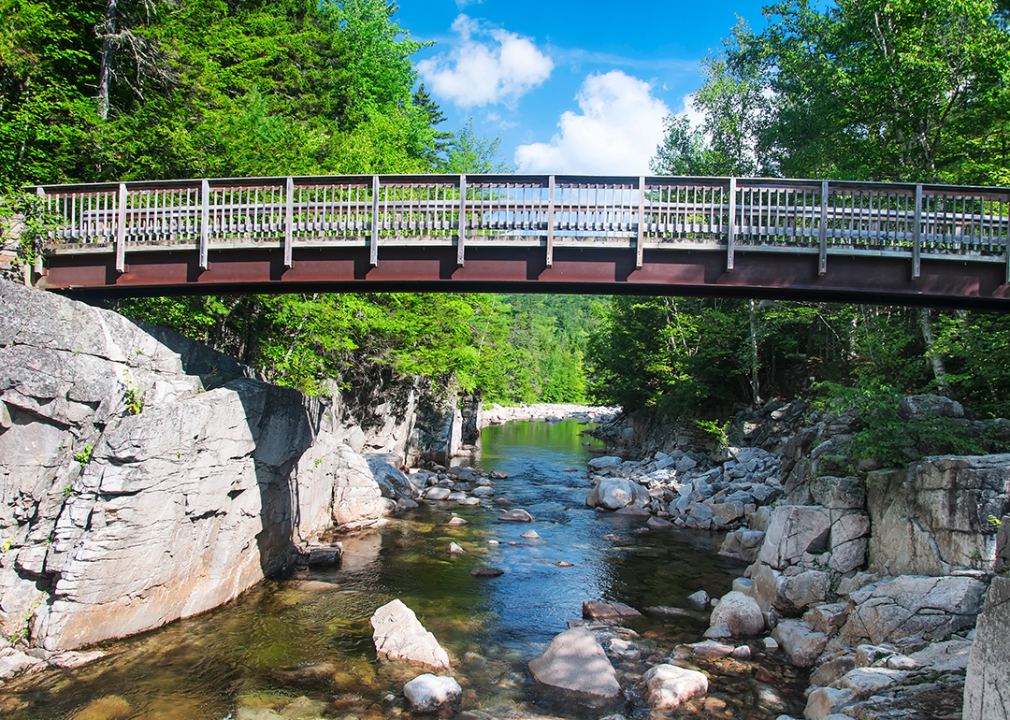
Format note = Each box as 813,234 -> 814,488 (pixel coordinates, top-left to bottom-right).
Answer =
919,308 -> 949,391
749,299 -> 761,405
97,0 -> 119,121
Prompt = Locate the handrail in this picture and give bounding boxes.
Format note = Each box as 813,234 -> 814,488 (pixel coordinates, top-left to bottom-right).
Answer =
27,174 -> 1010,281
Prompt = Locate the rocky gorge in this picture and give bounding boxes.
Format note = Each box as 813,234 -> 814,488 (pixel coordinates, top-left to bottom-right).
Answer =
0,278 -> 614,688
1,276 -> 1009,720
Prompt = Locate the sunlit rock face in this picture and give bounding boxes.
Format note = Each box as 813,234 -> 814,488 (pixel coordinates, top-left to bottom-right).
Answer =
0,280 -> 391,651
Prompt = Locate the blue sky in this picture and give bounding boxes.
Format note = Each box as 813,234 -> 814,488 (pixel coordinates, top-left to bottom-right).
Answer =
395,0 -> 771,175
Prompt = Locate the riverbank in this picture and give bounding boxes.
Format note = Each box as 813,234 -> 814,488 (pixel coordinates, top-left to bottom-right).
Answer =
575,402 -> 1010,719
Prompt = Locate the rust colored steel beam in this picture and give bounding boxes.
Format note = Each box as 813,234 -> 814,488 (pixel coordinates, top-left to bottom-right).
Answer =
39,245 -> 1010,310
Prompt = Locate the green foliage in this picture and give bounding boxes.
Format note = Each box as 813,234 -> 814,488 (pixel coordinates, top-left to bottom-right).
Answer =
73,445 -> 93,465
693,419 -> 728,447
816,379 -> 984,466
441,119 -> 515,174
114,292 -> 596,405
0,188 -> 55,279
122,372 -> 144,415
989,515 -> 1003,529
706,0 -> 1010,182
1,536 -> 12,554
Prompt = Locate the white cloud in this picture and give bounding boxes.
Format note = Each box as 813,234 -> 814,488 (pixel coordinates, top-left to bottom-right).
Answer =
514,71 -> 671,176
454,0 -> 483,8
416,15 -> 553,108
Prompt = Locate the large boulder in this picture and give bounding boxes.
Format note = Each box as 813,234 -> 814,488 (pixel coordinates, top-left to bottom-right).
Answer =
963,576 -> 1010,720
840,575 -> 987,646
867,456 -> 1010,576
367,458 -> 416,500
758,506 -> 832,569
586,477 -> 649,510
772,619 -> 828,668
528,627 -> 623,706
370,599 -> 450,669
751,565 -> 829,618
708,591 -> 764,636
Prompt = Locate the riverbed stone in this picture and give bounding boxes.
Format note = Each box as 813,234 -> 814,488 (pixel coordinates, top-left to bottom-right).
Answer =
772,619 -> 828,668
586,477 -> 650,510
588,456 -> 623,471
370,599 -> 450,669
583,601 -> 643,621
403,673 -> 462,712
642,664 -> 708,708
709,591 -> 764,636
528,627 -> 623,706
423,487 -> 451,501
498,508 -> 534,522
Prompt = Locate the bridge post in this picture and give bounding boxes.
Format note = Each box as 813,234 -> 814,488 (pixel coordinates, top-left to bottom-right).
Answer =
199,179 -> 210,270
33,187 -> 45,279
818,180 -> 829,276
284,176 -> 294,268
1005,196 -> 1010,285
546,175 -> 555,268
116,182 -> 127,273
457,174 -> 467,267
370,175 -> 380,266
636,176 -> 645,269
912,184 -> 923,280
727,177 -> 737,271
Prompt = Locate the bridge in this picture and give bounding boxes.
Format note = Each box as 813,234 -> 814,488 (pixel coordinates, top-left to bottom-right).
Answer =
26,173 -> 1010,308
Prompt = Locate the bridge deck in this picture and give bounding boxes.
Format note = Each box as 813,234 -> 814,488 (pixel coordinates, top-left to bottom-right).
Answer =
28,174 -> 1010,308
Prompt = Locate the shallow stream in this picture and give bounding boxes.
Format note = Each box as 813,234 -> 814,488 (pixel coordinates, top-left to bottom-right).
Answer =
4,420 -> 807,719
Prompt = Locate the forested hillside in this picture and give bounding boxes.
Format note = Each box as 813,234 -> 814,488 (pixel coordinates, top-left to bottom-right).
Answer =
0,0 -> 594,404
586,0 -> 1010,421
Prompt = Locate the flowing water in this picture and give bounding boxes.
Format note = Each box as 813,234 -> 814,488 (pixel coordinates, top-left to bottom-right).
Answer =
3,420 -> 808,719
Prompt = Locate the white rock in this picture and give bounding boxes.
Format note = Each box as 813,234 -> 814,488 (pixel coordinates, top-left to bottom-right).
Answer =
642,664 -> 708,708
403,673 -> 462,712
528,627 -> 622,705
370,599 -> 450,669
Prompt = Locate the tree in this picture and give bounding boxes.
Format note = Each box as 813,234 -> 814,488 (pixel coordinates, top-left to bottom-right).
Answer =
719,0 -> 1010,182
441,119 -> 515,174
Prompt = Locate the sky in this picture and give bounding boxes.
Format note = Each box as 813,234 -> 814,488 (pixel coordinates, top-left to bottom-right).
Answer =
394,0 -> 771,176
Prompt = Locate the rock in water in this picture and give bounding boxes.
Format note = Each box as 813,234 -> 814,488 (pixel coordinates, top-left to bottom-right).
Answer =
583,600 -> 643,621
498,508 -> 534,522
370,599 -> 450,669
448,542 -> 465,555
709,591 -> 765,636
528,627 -> 623,706
403,673 -> 462,712
643,664 -> 708,708
471,567 -> 505,577
521,530 -> 541,540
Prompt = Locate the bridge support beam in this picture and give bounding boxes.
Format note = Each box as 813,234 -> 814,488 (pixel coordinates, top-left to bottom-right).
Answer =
818,180 -> 829,276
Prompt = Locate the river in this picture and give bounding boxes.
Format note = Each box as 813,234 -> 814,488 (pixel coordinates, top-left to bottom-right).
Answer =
3,420 -> 807,719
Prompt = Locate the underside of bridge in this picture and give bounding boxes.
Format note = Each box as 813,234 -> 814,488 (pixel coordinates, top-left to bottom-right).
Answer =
41,245 -> 1010,310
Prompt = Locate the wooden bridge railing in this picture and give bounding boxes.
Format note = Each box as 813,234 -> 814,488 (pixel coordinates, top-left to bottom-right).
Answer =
29,174 -> 1010,282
